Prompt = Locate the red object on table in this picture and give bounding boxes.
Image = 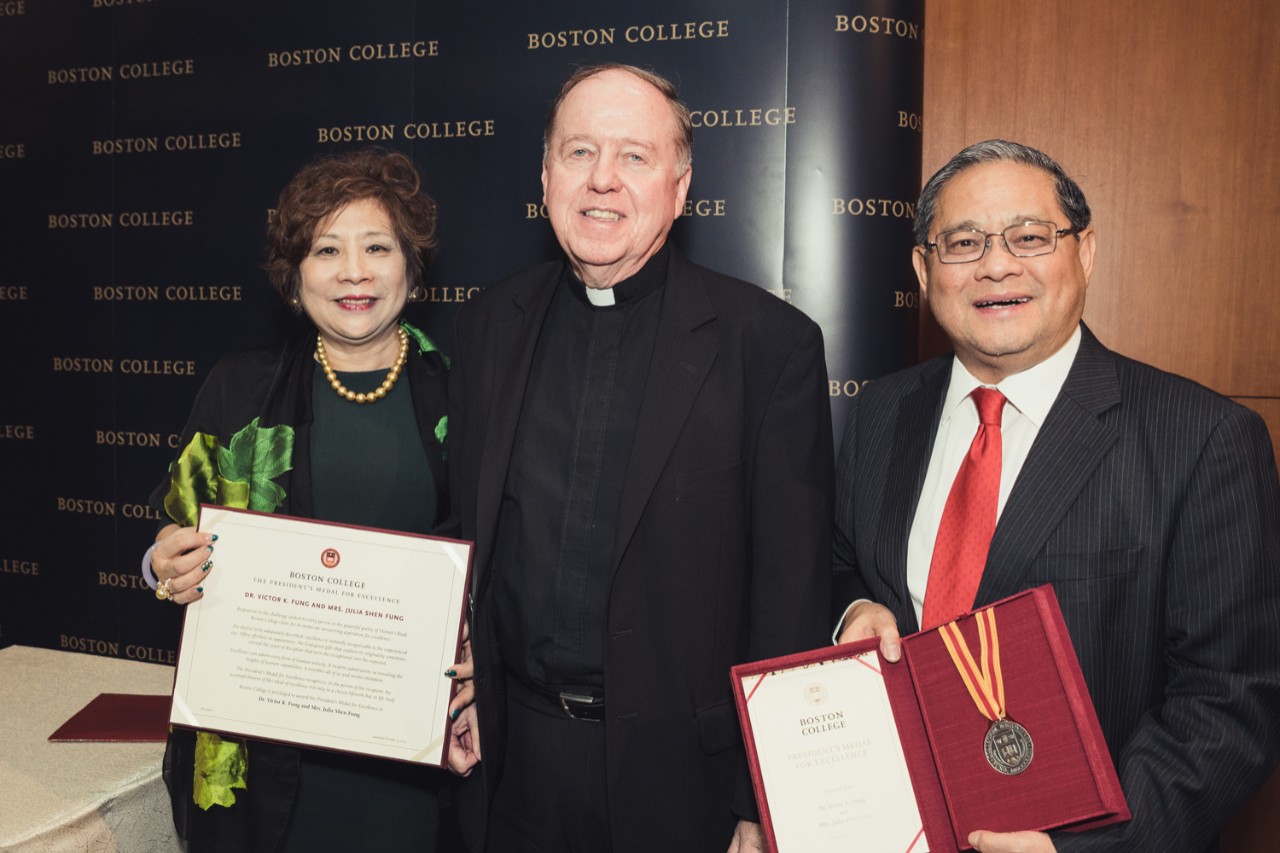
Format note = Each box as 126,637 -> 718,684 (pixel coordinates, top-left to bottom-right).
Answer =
48,692 -> 172,742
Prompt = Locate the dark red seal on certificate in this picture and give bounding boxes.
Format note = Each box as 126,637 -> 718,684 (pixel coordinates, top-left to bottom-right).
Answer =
320,548 -> 340,568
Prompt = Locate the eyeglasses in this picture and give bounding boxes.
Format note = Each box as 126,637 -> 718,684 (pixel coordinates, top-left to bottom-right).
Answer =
924,221 -> 1077,264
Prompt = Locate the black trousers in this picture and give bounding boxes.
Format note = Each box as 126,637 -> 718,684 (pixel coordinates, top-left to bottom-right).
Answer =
486,678 -> 613,853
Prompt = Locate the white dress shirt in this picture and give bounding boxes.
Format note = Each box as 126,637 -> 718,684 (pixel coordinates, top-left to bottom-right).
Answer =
903,327 -> 1082,625
835,326 -> 1082,638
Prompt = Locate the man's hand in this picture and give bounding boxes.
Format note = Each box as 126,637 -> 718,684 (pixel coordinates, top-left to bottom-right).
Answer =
968,829 -> 1056,852
835,601 -> 902,662
726,819 -> 765,853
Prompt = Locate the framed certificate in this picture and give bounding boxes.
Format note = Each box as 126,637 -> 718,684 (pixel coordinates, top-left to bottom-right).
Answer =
169,505 -> 472,767
732,586 -> 1128,853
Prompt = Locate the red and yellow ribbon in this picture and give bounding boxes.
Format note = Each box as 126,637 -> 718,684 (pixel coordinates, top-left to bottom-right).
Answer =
937,606 -> 1006,723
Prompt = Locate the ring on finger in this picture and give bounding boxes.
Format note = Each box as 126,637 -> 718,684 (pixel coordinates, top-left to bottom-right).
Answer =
156,577 -> 173,601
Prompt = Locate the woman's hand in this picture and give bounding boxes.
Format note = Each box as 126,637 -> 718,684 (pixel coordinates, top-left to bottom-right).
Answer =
151,523 -> 216,605
445,628 -> 481,775
446,655 -> 475,714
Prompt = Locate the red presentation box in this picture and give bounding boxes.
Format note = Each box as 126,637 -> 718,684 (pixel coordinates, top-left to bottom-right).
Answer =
732,585 -> 1128,852
49,693 -> 172,742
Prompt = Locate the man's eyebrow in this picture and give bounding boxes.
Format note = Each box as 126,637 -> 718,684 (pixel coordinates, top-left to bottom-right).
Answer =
618,137 -> 657,150
936,219 -> 980,232
937,214 -> 1050,232
557,134 -> 657,151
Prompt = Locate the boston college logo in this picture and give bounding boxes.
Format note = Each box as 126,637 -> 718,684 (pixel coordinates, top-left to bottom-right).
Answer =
320,548 -> 340,569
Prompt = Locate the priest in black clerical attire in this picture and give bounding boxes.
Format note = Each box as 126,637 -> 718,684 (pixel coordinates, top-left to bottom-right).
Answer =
445,64 -> 833,853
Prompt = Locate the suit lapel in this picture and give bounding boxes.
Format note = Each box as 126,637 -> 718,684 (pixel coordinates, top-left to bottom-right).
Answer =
473,264 -> 560,596
977,327 -> 1122,603
611,250 -> 718,570
876,361 -> 949,633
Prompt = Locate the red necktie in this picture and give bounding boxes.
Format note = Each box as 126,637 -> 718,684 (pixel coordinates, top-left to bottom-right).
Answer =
921,387 -> 1007,629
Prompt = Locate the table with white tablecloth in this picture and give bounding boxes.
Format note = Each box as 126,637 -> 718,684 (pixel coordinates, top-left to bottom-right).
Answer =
0,645 -> 181,853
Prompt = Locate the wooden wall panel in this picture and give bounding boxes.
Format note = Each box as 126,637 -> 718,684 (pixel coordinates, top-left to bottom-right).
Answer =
1236,398 -> 1280,459
918,0 -> 1280,460
1221,765 -> 1280,853
918,2 -> 1280,848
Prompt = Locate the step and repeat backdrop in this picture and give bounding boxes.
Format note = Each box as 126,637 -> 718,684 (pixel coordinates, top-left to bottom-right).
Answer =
0,0 -> 922,660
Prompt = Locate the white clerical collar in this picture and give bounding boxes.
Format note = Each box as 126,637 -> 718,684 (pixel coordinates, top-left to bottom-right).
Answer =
584,286 -> 616,307
941,326 -> 1082,429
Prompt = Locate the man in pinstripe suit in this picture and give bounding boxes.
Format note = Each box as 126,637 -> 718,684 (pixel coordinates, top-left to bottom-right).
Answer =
833,140 -> 1280,852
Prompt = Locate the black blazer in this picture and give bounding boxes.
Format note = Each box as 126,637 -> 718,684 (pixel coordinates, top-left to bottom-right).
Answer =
833,325 -> 1280,852
449,248 -> 834,851
151,330 -> 450,852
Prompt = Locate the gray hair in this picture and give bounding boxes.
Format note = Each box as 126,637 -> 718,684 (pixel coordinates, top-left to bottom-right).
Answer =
543,63 -> 693,175
913,139 -> 1091,245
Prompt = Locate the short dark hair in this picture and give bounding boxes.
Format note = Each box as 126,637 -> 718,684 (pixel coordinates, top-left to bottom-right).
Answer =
266,148 -> 437,310
543,63 -> 693,174
913,139 -> 1091,246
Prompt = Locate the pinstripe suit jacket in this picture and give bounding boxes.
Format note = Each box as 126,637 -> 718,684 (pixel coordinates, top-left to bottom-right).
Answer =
833,325 -> 1280,852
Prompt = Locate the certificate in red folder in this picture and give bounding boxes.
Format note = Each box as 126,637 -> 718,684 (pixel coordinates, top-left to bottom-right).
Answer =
731,585 -> 1128,852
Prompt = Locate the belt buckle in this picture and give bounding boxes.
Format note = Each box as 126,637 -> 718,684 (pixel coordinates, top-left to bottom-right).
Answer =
558,690 -> 603,722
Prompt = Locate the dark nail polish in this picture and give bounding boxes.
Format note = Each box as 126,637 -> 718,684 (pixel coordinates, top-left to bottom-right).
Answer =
196,586 -> 204,593
444,669 -> 457,678
201,561 -> 212,572
449,708 -> 460,721
210,534 -> 219,542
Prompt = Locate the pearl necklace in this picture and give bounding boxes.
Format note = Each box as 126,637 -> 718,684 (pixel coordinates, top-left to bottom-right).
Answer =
315,327 -> 409,403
